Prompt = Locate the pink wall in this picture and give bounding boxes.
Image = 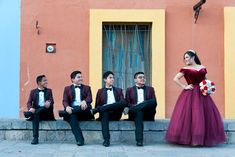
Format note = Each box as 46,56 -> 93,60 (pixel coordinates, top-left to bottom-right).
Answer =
20,0 -> 233,118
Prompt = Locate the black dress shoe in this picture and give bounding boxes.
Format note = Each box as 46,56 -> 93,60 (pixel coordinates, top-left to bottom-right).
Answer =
76,141 -> 84,146
136,141 -> 143,146
103,140 -> 110,147
123,107 -> 129,115
24,111 -> 33,118
58,110 -> 68,117
31,138 -> 38,145
90,108 -> 99,115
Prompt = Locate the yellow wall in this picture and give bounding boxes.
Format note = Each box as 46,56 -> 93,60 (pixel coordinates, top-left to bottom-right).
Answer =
224,7 -> 235,119
89,9 -> 165,118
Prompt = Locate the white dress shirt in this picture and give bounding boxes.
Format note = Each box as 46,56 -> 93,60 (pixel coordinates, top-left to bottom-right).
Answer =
136,86 -> 144,104
38,88 -> 45,107
106,88 -> 116,105
73,84 -> 82,106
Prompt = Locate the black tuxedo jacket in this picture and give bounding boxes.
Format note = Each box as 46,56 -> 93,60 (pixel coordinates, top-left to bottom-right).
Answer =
95,86 -> 125,107
63,84 -> 92,108
125,85 -> 156,107
27,88 -> 55,120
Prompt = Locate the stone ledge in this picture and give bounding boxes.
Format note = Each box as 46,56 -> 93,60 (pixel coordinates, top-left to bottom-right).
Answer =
0,119 -> 170,131
0,119 -> 232,131
226,120 -> 235,131
0,119 -> 233,131
0,119 -> 234,144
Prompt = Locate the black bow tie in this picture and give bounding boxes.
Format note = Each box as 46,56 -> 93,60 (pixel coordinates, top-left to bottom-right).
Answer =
38,89 -> 45,92
106,88 -> 112,91
137,86 -> 145,90
75,85 -> 81,89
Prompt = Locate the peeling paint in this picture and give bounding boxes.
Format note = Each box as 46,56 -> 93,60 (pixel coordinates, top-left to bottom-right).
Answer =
23,65 -> 30,87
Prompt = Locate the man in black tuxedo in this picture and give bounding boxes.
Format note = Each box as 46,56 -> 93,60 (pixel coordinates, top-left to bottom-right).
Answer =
91,71 -> 126,147
59,71 -> 94,146
24,75 -> 55,144
125,72 -> 157,146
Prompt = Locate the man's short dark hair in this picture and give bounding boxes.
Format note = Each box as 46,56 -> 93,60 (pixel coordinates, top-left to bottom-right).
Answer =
103,71 -> 114,79
36,75 -> 46,85
134,72 -> 144,79
70,71 -> 82,79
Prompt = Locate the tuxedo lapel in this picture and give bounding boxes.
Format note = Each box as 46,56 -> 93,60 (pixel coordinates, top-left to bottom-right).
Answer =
143,86 -> 147,101
113,87 -> 118,102
80,84 -> 84,101
71,85 -> 75,101
133,86 -> 138,104
35,89 -> 39,106
103,88 -> 108,104
44,88 -> 48,101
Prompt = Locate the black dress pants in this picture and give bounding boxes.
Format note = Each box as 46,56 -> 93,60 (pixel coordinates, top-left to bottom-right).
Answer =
98,102 -> 126,141
32,107 -> 54,138
128,99 -> 157,142
67,105 -> 94,143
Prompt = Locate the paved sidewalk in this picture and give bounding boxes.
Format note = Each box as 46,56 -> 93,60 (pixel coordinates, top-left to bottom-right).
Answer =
0,140 -> 234,157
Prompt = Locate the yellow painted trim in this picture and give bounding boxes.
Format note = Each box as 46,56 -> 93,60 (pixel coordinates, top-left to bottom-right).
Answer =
224,7 -> 235,119
89,9 -> 165,118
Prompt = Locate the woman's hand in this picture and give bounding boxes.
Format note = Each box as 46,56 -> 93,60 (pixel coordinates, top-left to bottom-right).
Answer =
183,84 -> 194,90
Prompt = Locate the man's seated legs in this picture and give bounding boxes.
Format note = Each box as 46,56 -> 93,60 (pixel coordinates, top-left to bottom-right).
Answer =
98,108 -> 123,147
64,105 -> 94,146
29,107 -> 52,144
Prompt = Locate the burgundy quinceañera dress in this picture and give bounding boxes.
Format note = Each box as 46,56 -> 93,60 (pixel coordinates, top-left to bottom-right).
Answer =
166,68 -> 225,146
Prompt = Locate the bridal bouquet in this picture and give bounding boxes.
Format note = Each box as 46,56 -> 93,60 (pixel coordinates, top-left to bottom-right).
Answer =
199,79 -> 216,96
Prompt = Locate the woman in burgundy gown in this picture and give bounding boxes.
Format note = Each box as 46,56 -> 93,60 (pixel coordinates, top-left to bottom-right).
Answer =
165,50 -> 225,146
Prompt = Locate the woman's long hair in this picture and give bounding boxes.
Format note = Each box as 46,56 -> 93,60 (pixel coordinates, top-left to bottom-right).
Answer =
184,50 -> 201,65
